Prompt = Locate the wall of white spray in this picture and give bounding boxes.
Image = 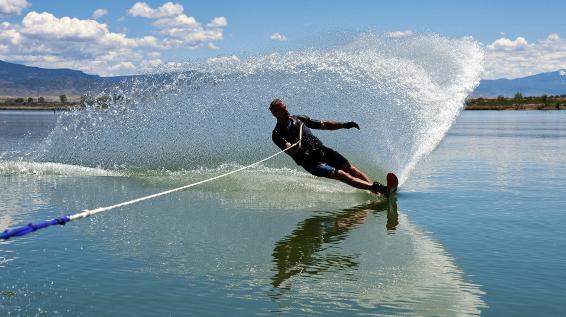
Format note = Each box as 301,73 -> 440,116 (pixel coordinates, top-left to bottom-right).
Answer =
31,33 -> 484,185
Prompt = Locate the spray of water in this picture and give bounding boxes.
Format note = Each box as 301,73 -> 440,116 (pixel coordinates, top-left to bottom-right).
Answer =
27,33 -> 482,185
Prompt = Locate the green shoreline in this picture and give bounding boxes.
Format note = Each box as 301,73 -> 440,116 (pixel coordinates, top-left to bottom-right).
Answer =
465,105 -> 566,110
2,106 -> 565,111
0,104 -> 79,111
465,95 -> 566,110
1,96 -> 566,111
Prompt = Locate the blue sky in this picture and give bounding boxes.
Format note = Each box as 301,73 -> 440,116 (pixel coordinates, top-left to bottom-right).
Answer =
1,0 -> 565,78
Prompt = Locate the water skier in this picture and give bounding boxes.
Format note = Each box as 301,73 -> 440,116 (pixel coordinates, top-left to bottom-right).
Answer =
269,99 -> 396,195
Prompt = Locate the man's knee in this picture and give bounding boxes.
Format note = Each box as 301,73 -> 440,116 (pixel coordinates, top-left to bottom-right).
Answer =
331,169 -> 349,180
339,162 -> 353,173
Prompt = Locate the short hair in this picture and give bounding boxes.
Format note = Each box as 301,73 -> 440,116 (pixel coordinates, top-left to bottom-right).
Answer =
269,98 -> 284,111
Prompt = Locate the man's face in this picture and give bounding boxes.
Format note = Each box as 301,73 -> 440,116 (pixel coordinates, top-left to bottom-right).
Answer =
271,102 -> 290,121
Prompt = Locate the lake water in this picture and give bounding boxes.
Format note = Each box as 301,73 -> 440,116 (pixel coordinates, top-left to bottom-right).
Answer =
1,110 -> 565,316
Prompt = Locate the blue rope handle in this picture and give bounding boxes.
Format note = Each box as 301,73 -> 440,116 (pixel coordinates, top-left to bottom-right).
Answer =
0,216 -> 71,240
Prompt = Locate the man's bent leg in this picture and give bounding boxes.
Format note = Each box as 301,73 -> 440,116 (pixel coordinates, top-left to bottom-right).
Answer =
340,163 -> 372,183
331,169 -> 373,190
322,147 -> 373,184
302,160 -> 384,193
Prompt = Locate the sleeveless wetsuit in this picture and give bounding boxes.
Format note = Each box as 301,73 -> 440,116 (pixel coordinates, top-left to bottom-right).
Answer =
272,115 -> 349,178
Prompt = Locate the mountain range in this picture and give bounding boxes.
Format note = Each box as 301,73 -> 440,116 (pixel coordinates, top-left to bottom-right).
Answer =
0,60 -> 126,96
472,69 -> 566,97
0,59 -> 565,97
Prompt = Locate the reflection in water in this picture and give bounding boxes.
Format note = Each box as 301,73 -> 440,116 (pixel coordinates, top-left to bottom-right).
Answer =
1,174 -> 486,316
386,197 -> 398,231
272,198 -> 398,288
270,197 -> 486,315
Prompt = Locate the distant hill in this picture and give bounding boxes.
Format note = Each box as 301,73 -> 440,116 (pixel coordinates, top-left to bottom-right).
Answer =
0,60 -> 107,96
473,70 -> 566,97
2,59 -> 566,98
0,60 -> 135,97
0,60 -> 204,98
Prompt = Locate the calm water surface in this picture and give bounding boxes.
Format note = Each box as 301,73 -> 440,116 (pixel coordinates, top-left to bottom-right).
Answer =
1,110 -> 565,316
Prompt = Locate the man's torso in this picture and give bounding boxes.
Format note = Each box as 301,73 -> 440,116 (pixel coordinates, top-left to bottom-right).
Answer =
272,115 -> 324,165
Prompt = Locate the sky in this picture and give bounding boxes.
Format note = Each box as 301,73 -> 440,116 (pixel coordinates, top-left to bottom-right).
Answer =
0,0 -> 565,79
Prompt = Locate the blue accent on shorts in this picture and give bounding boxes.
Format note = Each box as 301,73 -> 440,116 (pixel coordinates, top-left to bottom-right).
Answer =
301,146 -> 349,178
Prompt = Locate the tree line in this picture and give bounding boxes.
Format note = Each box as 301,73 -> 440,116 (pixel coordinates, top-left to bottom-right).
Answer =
3,95 -> 69,104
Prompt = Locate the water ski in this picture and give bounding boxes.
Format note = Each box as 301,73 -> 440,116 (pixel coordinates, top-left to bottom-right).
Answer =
386,172 -> 398,196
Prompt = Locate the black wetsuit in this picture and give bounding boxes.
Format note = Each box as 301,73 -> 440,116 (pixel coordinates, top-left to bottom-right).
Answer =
272,115 -> 349,177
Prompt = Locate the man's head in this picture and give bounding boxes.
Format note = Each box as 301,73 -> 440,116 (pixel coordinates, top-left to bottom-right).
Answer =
269,98 -> 290,122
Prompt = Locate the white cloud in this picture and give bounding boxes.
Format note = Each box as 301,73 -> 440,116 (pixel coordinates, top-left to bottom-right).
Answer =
145,58 -> 163,67
484,33 -> 566,79
0,3 -> 228,75
164,27 -> 222,40
92,9 -> 108,20
164,61 -> 185,68
99,33 -> 160,49
128,2 -> 183,19
127,2 -> 227,48
137,58 -> 165,72
17,12 -> 160,48
147,51 -> 161,58
385,30 -> 413,38
207,42 -> 219,50
21,11 -> 108,40
270,32 -> 287,41
545,33 -> 560,42
207,17 -> 227,28
0,22 -> 22,45
0,0 -> 30,15
487,36 -> 530,50
206,55 -> 240,65
152,14 -> 199,28
0,11 -> 163,75
107,61 -> 136,72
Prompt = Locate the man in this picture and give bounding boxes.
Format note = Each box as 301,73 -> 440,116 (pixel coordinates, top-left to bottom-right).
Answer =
269,98 -> 392,195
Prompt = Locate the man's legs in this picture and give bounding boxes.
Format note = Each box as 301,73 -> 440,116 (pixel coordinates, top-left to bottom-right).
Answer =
330,169 -> 373,190
304,163 -> 387,193
302,147 -> 387,193
320,147 -> 372,183
333,162 -> 388,194
340,162 -> 372,183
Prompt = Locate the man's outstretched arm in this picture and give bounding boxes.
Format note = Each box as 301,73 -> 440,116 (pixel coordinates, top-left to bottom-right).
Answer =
295,115 -> 359,131
320,120 -> 360,130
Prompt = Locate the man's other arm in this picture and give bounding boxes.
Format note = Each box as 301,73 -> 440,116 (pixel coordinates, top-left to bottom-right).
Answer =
320,120 -> 360,130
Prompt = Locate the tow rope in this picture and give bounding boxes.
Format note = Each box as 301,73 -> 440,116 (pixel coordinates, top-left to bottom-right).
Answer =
1,124 -> 303,240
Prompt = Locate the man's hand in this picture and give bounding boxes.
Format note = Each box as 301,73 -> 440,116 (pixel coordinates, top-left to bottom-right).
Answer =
343,121 -> 360,130
285,141 -> 300,154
